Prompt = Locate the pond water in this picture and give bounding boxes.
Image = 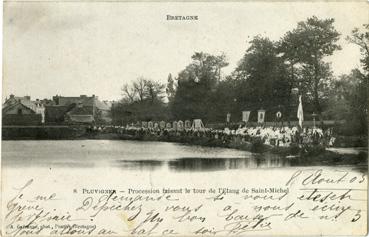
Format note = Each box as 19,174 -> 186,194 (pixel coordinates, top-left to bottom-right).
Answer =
2,140 -> 292,171
2,140 -> 367,173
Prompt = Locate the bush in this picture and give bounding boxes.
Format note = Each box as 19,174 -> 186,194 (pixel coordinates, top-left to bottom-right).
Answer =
251,138 -> 267,153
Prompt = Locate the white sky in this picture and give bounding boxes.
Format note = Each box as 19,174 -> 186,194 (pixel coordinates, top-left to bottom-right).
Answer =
3,1 -> 368,101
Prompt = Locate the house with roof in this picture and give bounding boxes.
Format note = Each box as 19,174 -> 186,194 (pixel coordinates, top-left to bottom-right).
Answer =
45,95 -> 112,124
2,95 -> 44,125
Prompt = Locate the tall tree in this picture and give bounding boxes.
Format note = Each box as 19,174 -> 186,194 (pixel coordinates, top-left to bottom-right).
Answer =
326,69 -> 368,135
121,84 -> 137,103
117,77 -> 167,123
208,76 -> 239,122
133,77 -> 147,102
145,80 -> 165,103
171,52 -> 228,120
233,36 -> 290,120
347,24 -> 369,72
279,16 -> 341,118
121,77 -> 165,104
346,25 -> 369,135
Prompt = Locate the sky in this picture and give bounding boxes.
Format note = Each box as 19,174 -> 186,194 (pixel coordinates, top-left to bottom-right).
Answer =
3,1 -> 368,101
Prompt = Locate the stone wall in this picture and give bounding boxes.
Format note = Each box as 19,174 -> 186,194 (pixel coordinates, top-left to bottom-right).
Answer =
3,114 -> 42,126
2,125 -> 87,139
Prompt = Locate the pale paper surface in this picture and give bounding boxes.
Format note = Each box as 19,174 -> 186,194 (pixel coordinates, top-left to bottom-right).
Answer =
2,165 -> 367,236
2,1 -> 369,236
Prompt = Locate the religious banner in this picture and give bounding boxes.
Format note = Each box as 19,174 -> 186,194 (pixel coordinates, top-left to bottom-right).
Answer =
166,123 -> 171,129
184,120 -> 191,129
226,113 -> 231,123
297,95 -> 304,128
192,119 -> 204,130
142,121 -> 148,128
258,109 -> 266,123
159,121 -> 166,129
177,120 -> 184,130
276,111 -> 282,119
242,111 -> 251,122
147,121 -> 153,129
172,121 -> 178,130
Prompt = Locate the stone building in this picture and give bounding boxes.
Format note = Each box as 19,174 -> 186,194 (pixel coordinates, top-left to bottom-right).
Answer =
45,95 -> 111,124
2,95 -> 44,125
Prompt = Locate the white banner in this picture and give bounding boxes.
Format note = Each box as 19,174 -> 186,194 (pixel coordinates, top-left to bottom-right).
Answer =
192,119 -> 204,130
258,110 -> 265,123
242,111 -> 251,122
297,95 -> 304,128
226,113 -> 231,123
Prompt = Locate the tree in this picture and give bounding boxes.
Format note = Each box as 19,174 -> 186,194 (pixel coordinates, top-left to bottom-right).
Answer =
116,77 -> 167,124
121,84 -> 136,103
191,52 -> 229,82
121,77 -> 165,104
170,52 -> 229,121
233,36 -> 291,120
347,24 -> 369,72
208,76 -> 239,122
145,80 -> 165,103
279,16 -> 341,119
346,24 -> 369,134
345,24 -> 369,135
349,70 -> 368,135
133,77 -> 147,102
298,62 -> 334,114
325,69 -> 368,135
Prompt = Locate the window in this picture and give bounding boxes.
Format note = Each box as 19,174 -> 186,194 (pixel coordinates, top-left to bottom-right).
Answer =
17,108 -> 22,115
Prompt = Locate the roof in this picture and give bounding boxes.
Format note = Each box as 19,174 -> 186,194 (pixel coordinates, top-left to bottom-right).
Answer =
67,106 -> 94,115
3,96 -> 37,112
67,114 -> 95,123
95,99 -> 111,110
57,96 -> 95,107
52,95 -> 111,111
2,102 -> 36,114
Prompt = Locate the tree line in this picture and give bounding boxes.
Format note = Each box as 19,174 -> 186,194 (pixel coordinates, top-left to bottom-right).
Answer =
112,16 -> 368,135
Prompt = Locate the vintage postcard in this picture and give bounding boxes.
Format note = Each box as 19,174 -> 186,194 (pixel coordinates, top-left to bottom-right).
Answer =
1,1 -> 368,236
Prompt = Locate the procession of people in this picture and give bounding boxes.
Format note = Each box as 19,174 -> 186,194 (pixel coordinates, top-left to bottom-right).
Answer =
87,120 -> 335,149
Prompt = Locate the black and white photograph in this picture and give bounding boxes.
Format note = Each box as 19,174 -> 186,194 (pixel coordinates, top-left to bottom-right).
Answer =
2,1 -> 368,236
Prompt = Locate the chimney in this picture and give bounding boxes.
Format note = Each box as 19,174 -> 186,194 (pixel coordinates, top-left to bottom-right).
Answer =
10,94 -> 15,99
53,95 -> 60,105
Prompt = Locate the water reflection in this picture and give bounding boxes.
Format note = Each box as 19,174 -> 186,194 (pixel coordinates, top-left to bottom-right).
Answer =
114,160 -> 164,171
113,154 -> 291,172
169,158 -> 230,171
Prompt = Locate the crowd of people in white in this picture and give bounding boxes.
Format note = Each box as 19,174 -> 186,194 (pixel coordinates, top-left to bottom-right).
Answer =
89,120 -> 336,148
231,125 -> 334,147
